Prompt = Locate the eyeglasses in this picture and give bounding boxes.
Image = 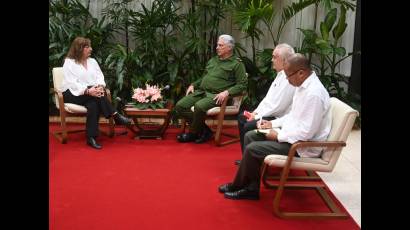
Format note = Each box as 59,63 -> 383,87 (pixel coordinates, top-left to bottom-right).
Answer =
286,69 -> 304,78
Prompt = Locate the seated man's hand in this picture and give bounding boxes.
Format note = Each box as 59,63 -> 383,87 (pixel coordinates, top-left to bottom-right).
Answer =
244,111 -> 256,121
186,85 -> 194,95
213,90 -> 229,105
257,119 -> 272,129
265,129 -> 278,141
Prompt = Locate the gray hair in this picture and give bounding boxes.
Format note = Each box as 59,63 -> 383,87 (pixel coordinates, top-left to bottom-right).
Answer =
218,34 -> 235,50
274,43 -> 295,62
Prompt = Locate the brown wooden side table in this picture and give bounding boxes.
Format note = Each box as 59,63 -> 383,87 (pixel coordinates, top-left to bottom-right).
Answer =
123,104 -> 172,140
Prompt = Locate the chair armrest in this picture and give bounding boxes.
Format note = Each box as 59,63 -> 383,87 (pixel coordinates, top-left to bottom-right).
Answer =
281,141 -> 346,169
105,88 -> 112,103
54,90 -> 65,111
219,95 -> 229,108
291,141 -> 346,150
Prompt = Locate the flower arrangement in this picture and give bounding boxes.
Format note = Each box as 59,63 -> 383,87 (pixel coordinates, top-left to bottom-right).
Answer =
131,84 -> 167,110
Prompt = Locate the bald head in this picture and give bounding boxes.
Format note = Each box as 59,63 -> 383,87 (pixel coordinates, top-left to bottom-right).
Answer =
285,53 -> 311,72
284,53 -> 312,87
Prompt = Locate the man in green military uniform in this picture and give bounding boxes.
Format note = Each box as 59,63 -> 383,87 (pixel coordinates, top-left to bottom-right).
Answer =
176,34 -> 247,143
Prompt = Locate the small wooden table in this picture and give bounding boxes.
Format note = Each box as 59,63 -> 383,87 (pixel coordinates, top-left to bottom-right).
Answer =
124,105 -> 172,140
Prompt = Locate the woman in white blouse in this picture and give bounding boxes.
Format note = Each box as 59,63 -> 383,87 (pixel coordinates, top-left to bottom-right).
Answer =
61,37 -> 131,149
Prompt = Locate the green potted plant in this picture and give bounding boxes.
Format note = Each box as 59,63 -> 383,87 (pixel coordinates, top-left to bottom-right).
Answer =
298,6 -> 360,127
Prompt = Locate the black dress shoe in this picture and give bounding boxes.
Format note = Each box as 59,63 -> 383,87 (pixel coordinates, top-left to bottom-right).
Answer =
177,132 -> 199,143
87,137 -> 102,149
224,188 -> 260,200
234,160 -> 241,165
177,133 -> 185,141
113,113 -> 131,126
218,183 -> 238,193
195,126 -> 213,144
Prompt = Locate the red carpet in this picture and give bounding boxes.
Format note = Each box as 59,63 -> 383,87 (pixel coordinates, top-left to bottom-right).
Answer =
49,124 -> 360,230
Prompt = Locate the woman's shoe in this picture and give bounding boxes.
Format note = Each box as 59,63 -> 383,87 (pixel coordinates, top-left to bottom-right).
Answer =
113,113 -> 131,126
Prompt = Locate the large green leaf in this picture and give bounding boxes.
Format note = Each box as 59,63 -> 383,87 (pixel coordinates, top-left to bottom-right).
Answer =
315,39 -> 332,55
298,28 -> 317,40
320,8 -> 337,40
49,42 -> 59,49
333,47 -> 346,56
333,6 -> 347,41
320,22 -> 329,41
323,8 -> 337,33
281,0 -> 317,26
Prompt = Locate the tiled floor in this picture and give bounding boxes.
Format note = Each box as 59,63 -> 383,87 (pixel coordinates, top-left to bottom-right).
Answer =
319,129 -> 361,227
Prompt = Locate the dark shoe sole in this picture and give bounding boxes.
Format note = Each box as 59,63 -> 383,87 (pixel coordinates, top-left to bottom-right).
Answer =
194,134 -> 213,144
223,193 -> 259,200
177,133 -> 198,143
218,183 -> 236,193
87,144 -> 102,149
86,142 -> 102,149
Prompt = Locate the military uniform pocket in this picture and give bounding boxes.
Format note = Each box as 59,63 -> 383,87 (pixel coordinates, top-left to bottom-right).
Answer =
220,66 -> 235,81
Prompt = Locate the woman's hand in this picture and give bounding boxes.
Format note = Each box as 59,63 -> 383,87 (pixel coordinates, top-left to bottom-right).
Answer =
88,86 -> 103,97
96,85 -> 105,97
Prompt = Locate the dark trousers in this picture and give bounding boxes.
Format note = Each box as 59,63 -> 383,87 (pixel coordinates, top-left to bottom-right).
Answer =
232,130 -> 293,191
237,111 -> 276,154
63,89 -> 116,138
175,91 -> 217,134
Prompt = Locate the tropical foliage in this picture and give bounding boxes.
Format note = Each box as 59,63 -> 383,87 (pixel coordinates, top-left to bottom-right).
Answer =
298,5 -> 359,100
49,0 -> 114,111
49,0 -> 359,126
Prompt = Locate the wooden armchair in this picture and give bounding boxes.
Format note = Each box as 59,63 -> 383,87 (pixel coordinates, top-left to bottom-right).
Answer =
261,97 -> 359,219
51,67 -> 114,143
181,93 -> 244,146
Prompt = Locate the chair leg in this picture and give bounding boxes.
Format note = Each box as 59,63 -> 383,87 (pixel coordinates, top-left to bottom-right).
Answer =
53,110 -> 69,144
261,164 -> 348,219
108,117 -> 115,137
53,109 -> 89,143
180,118 -> 186,133
214,116 -> 223,146
210,120 -> 240,147
99,117 -> 117,137
207,121 -> 240,146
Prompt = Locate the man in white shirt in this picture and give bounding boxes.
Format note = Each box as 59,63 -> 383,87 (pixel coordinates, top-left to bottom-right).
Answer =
219,53 -> 331,200
236,44 -> 296,165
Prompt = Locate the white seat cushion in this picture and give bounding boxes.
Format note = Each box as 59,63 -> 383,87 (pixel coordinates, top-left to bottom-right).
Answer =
206,106 -> 240,116
263,97 -> 359,173
190,95 -> 242,116
64,103 -> 87,113
264,154 -> 333,172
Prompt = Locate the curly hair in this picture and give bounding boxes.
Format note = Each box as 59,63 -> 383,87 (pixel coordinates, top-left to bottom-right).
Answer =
66,37 -> 91,63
